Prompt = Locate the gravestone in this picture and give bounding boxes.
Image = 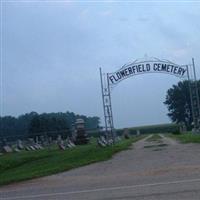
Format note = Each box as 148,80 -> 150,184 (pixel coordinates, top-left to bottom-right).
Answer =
25,146 -> 31,151
116,136 -> 121,142
35,144 -> 43,149
57,135 -> 62,144
58,140 -> 66,150
97,135 -> 110,147
33,144 -> 39,150
123,128 -> 130,139
28,138 -> 34,145
35,136 -> 39,144
14,147 -> 20,152
66,142 -> 72,148
97,138 -> 106,147
71,123 -> 77,142
68,140 -> 75,147
74,119 -> 89,145
100,136 -> 107,145
3,145 -> 13,153
64,138 -> 74,148
108,139 -> 114,145
136,129 -> 141,136
17,140 -> 24,150
29,146 -> 36,151
39,135 -> 46,146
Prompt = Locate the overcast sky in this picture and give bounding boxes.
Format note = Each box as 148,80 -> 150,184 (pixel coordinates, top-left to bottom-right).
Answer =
1,1 -> 200,128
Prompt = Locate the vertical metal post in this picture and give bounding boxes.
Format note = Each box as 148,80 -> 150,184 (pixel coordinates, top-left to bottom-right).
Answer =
100,68 -> 108,134
187,65 -> 196,130
99,68 -> 115,142
192,58 -> 200,128
107,73 -> 115,142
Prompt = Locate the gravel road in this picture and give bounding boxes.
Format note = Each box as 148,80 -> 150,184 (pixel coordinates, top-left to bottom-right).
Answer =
1,135 -> 200,200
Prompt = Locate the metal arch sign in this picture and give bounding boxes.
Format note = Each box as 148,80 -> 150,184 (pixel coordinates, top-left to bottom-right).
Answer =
100,57 -> 200,142
108,60 -> 188,86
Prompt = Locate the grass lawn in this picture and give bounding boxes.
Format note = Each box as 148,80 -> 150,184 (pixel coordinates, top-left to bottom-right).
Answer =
170,133 -> 200,143
0,136 -> 142,186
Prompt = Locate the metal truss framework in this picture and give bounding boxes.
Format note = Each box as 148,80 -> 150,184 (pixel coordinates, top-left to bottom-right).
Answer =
100,68 -> 115,140
100,58 -> 200,139
187,58 -> 200,130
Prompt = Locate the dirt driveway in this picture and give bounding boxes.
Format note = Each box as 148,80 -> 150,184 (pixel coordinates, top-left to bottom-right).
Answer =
1,135 -> 200,200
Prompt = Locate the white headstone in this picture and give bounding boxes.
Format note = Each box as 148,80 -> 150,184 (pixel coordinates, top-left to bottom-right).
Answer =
137,129 -> 140,136
3,145 -> 13,153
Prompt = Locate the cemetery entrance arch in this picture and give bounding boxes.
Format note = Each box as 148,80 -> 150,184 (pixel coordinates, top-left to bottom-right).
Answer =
100,57 -> 200,140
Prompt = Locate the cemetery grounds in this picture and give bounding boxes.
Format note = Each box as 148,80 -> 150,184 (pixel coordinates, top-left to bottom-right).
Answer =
1,134 -> 200,199
0,136 -> 142,186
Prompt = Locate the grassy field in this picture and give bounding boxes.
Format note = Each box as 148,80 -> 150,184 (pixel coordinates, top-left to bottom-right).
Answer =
0,137 -> 142,186
116,123 -> 179,136
170,133 -> 200,143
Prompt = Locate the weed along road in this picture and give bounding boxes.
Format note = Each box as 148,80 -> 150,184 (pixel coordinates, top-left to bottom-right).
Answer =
1,135 -> 200,200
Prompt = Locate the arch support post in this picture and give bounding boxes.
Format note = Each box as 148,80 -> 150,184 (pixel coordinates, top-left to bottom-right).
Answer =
187,58 -> 200,132
100,68 -> 115,142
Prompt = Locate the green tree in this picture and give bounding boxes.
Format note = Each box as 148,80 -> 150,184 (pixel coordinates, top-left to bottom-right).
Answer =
164,80 -> 200,129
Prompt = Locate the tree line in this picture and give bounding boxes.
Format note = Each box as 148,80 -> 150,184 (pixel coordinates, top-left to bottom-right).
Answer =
0,111 -> 100,141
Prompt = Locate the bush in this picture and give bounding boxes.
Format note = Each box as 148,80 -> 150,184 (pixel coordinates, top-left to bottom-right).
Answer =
172,130 -> 181,135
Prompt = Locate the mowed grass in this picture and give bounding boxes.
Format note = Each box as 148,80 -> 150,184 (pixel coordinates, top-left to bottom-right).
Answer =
118,123 -> 179,135
0,137 -> 142,186
170,133 -> 200,143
